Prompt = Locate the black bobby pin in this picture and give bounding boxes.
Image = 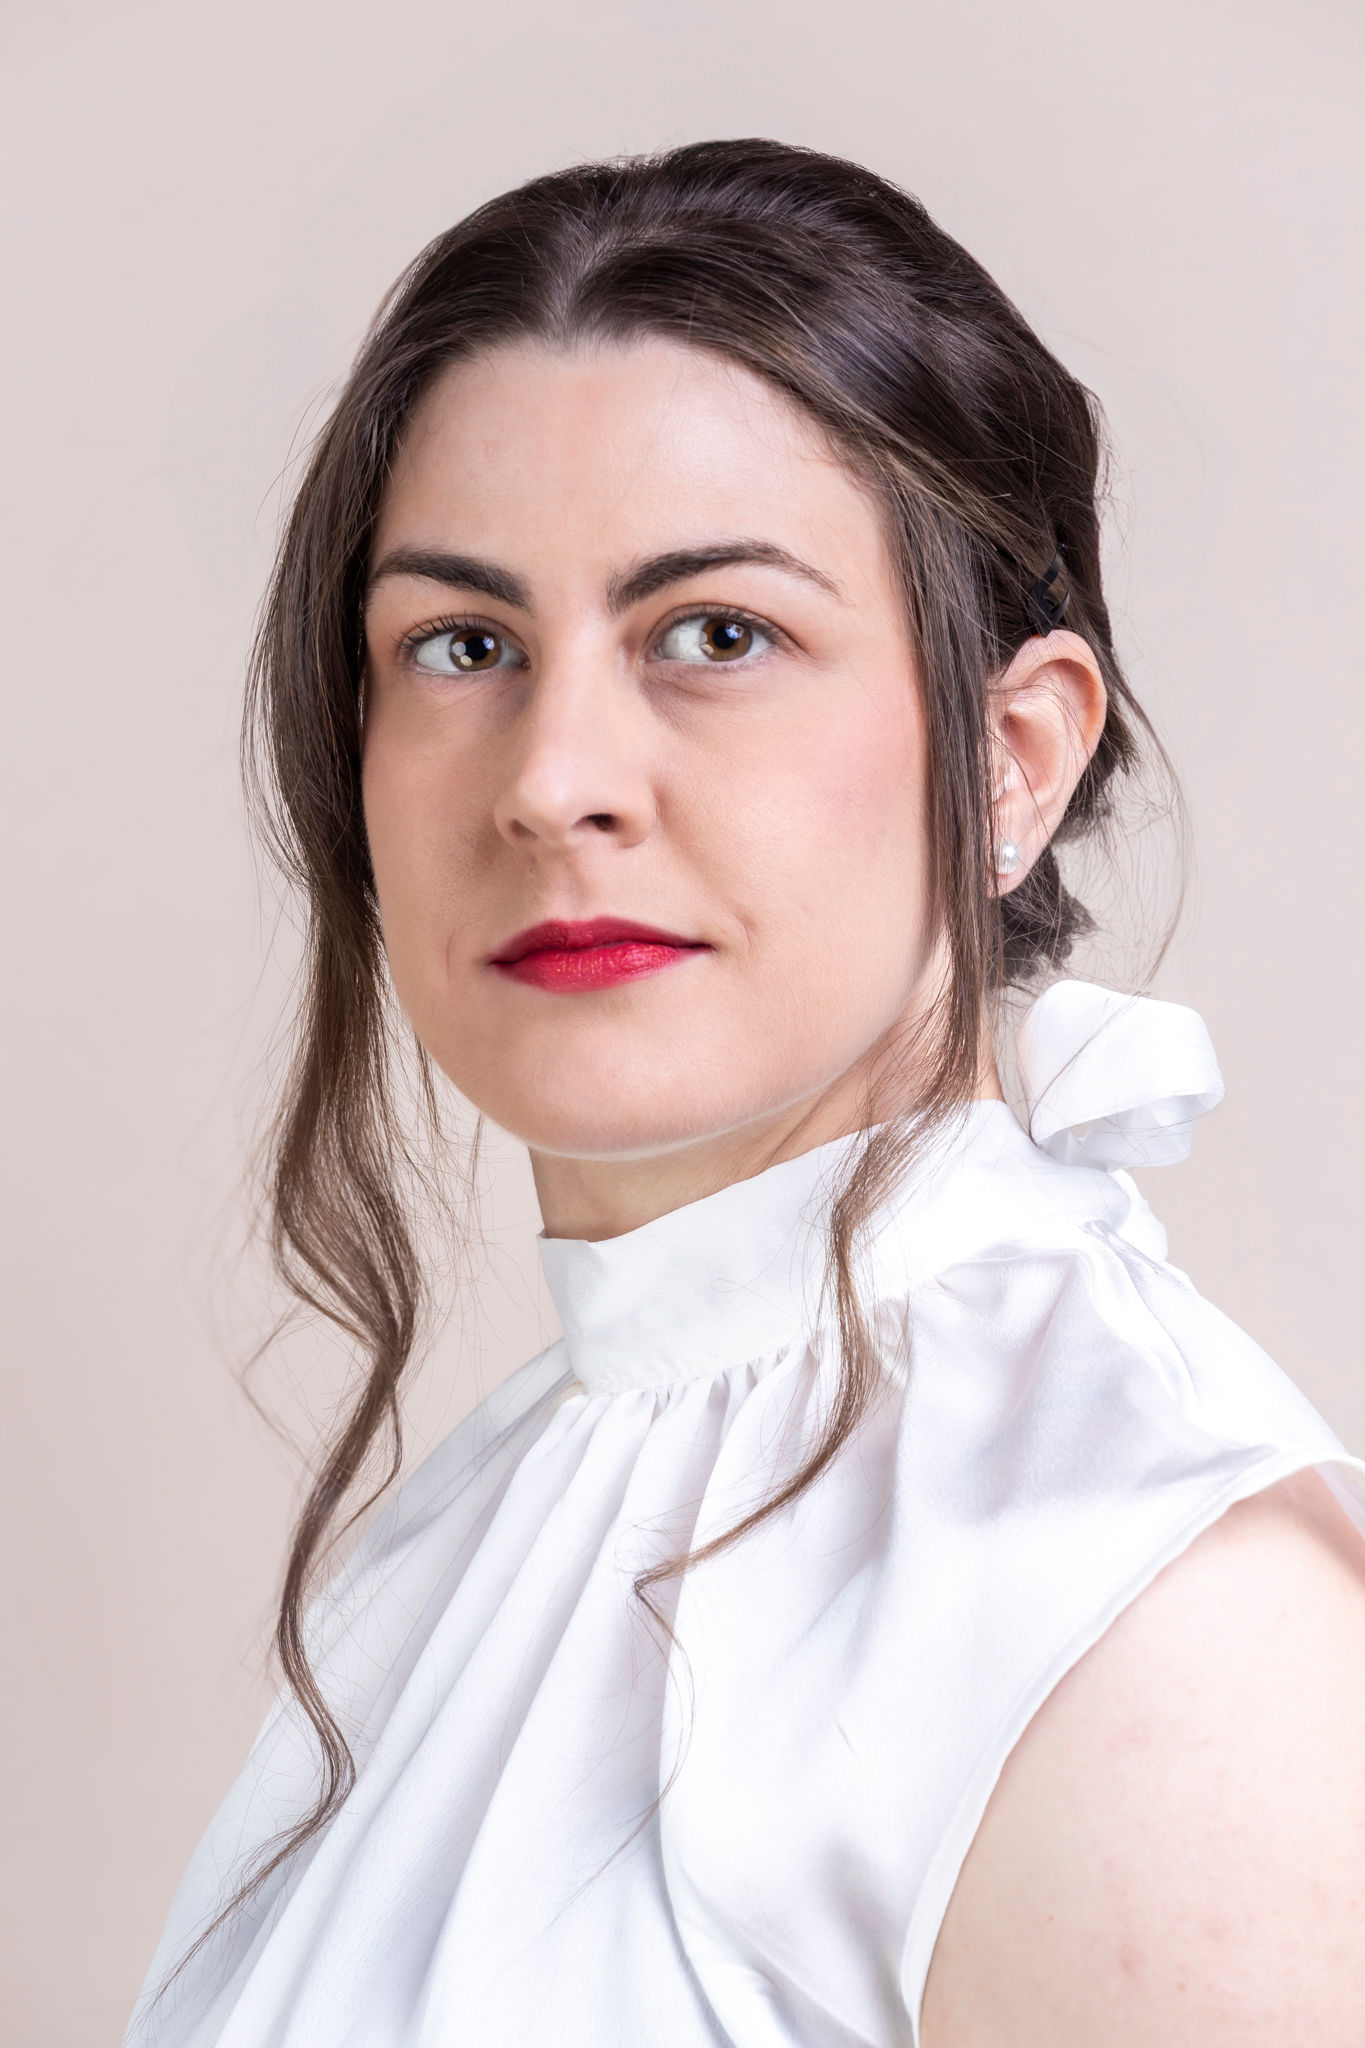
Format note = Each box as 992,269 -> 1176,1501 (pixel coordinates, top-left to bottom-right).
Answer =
1024,554 -> 1069,637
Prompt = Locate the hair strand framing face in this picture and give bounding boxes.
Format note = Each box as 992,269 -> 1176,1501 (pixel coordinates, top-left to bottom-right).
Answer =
173,137 -> 1182,1987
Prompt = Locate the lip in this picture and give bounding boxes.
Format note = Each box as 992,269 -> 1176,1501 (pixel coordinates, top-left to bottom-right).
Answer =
489,917 -> 711,993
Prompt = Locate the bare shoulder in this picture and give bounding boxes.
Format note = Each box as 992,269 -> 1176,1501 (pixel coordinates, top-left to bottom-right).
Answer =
921,1469 -> 1365,2048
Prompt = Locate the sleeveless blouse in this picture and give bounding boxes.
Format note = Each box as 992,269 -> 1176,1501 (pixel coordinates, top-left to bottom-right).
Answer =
128,982 -> 1365,2048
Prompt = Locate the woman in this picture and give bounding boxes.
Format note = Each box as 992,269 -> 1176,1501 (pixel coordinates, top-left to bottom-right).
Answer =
129,140 -> 1365,2045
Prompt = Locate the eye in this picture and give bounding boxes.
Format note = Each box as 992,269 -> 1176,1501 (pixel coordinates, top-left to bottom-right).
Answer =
654,613 -> 774,665
409,625 -> 525,674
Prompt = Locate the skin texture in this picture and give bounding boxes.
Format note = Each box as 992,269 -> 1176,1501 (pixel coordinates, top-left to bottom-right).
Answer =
361,338 -> 1103,1239
361,338 -> 1365,2035
920,1467 -> 1365,2046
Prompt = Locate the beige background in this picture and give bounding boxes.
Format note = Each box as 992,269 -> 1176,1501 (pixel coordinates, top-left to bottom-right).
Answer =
4,0 -> 1362,2038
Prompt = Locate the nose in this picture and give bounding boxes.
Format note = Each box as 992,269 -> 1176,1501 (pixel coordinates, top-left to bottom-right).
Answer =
492,663 -> 656,854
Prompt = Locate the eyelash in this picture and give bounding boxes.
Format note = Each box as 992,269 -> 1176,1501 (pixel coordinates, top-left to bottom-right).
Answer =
652,602 -> 786,660
394,604 -> 789,666
395,612 -> 507,663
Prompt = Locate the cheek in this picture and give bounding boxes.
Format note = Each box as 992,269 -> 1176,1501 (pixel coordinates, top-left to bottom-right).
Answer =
360,715 -> 481,990
738,680 -> 929,964
361,732 -> 421,935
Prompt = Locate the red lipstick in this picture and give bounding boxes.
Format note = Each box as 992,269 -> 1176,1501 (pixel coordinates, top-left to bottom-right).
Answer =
490,918 -> 709,992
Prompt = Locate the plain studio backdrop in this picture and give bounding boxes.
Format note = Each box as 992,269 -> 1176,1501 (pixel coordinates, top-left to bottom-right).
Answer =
3,0 -> 1361,2037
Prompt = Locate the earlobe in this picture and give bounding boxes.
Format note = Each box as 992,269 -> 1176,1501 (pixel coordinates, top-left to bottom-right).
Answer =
988,631 -> 1107,893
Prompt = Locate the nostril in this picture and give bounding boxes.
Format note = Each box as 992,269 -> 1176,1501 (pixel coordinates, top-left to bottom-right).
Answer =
585,813 -> 617,832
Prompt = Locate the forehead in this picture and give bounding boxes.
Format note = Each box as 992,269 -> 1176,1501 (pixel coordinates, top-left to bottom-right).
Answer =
373,338 -> 890,584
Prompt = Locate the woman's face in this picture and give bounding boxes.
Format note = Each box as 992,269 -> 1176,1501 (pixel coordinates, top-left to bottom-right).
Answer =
362,338 -> 938,1174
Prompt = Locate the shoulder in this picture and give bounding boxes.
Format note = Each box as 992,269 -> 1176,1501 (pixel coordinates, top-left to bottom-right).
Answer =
921,1467 -> 1365,2047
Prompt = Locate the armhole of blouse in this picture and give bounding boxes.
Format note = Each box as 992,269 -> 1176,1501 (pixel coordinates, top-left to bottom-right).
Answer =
898,1446 -> 1365,2048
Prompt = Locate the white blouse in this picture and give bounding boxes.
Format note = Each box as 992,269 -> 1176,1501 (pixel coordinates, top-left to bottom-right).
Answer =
129,982 -> 1365,2048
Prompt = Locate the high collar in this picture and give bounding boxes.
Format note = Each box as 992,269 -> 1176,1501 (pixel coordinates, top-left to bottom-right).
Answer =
536,1102 -> 1086,1395
537,1132 -> 854,1395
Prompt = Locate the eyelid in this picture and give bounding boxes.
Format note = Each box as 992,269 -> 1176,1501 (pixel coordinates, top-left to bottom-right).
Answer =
646,601 -> 789,658
394,611 -> 528,663
388,601 -> 791,664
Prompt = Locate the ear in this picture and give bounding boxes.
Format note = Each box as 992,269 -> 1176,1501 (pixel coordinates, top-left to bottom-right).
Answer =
990,630 -> 1107,896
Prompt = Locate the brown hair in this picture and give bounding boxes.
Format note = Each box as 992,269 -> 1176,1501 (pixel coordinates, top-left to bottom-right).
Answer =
222,137 -> 1172,1946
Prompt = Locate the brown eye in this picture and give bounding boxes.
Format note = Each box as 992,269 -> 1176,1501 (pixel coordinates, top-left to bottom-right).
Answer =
656,614 -> 771,664
449,630 -> 500,670
412,627 -> 522,675
701,617 -> 753,661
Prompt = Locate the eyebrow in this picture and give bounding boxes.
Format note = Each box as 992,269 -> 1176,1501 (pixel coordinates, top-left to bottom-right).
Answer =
366,539 -> 842,614
366,548 -> 531,609
605,542 -> 844,612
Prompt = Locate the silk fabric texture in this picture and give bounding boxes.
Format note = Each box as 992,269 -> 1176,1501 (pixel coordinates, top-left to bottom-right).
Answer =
129,982 -> 1365,2047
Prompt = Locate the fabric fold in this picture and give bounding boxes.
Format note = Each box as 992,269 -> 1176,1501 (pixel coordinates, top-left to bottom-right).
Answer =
1016,978 -> 1225,1169
127,981 -> 1362,2048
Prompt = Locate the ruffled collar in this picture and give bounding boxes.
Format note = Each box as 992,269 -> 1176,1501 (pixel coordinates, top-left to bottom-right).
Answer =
537,981 -> 1224,1396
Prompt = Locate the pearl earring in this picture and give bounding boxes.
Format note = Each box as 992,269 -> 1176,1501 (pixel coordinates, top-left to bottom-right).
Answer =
995,838 -> 1022,876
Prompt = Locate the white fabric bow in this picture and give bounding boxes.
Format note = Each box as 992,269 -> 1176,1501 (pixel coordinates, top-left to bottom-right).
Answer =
1015,979 -> 1225,1170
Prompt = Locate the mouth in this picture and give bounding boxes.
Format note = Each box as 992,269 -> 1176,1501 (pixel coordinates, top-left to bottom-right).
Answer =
489,917 -> 712,993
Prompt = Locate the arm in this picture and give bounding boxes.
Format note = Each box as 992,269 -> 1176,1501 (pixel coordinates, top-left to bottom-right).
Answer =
920,1469 -> 1365,2047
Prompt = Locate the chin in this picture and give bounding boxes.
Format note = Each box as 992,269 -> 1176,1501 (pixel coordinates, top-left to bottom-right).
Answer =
480,1085 -> 749,1161
445,1036 -> 797,1162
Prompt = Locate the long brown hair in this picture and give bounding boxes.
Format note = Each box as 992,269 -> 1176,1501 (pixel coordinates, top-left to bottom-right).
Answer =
228,137 -> 1172,1940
